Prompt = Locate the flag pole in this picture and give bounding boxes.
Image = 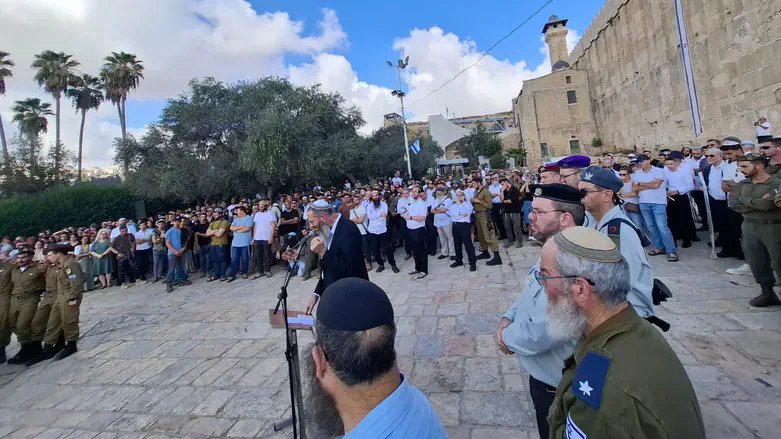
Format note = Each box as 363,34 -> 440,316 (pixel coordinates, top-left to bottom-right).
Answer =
397,66 -> 413,179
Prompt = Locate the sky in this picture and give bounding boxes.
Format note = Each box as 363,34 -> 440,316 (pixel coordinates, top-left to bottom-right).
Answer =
0,0 -> 604,168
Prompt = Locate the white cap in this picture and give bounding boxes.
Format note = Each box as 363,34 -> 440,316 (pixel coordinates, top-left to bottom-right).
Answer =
310,199 -> 331,211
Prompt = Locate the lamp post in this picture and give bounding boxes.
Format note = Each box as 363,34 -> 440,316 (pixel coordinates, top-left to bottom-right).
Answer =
387,57 -> 412,179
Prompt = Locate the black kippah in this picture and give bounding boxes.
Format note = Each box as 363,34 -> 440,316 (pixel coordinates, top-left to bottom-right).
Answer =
318,278 -> 394,331
531,184 -> 584,205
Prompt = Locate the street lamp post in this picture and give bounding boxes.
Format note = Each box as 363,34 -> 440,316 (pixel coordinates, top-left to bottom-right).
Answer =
387,57 -> 413,179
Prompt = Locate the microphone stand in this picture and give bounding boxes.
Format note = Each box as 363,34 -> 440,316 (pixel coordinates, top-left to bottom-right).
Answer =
273,234 -> 314,439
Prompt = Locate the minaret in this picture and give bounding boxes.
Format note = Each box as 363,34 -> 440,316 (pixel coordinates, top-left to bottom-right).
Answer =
543,15 -> 569,70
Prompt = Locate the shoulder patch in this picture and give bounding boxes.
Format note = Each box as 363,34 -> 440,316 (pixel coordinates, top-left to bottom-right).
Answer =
65,268 -> 72,275
573,352 -> 611,409
566,412 -> 587,439
68,274 -> 77,279
605,218 -> 623,236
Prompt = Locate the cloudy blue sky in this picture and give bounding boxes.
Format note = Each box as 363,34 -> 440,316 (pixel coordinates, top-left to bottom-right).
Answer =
0,0 -> 603,167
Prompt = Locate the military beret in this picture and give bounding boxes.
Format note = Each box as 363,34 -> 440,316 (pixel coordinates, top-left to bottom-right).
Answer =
531,184 -> 584,204
557,155 -> 591,169
580,166 -> 623,194
318,278 -> 394,331
541,164 -> 561,173
554,226 -> 623,263
737,152 -> 768,164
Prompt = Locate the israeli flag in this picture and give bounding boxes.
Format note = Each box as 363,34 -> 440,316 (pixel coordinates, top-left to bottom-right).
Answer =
410,138 -> 421,155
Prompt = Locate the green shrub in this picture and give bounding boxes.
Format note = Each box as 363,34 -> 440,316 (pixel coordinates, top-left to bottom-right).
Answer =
0,185 -> 177,237
489,153 -> 507,170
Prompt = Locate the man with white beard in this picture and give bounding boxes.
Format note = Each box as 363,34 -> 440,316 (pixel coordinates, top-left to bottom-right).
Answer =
542,227 -> 705,439
495,183 -> 585,439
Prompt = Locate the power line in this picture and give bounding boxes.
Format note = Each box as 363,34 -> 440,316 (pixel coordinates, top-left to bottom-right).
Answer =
407,0 -> 556,107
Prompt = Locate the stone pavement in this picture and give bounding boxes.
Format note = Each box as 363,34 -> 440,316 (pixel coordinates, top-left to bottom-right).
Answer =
0,240 -> 780,439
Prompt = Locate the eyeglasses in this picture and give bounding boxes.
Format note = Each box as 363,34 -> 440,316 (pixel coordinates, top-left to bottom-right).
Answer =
579,188 -> 606,195
533,270 -> 594,286
560,171 -> 579,179
529,209 -> 563,217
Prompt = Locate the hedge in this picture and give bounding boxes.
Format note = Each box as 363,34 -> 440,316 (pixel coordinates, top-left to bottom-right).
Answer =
0,185 -> 178,238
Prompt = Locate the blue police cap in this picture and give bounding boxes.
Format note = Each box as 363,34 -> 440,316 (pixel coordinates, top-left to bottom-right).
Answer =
580,166 -> 623,194
557,155 -> 592,169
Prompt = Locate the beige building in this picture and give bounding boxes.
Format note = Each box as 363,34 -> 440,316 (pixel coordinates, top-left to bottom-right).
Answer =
515,15 -> 599,167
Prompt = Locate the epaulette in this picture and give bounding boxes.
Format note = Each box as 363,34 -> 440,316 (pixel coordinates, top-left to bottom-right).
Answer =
573,352 -> 611,409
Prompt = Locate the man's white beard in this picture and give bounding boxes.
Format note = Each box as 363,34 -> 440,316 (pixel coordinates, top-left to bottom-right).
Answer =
318,223 -> 332,245
546,289 -> 588,340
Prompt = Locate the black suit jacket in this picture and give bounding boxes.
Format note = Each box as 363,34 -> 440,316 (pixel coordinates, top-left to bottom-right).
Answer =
314,215 -> 370,296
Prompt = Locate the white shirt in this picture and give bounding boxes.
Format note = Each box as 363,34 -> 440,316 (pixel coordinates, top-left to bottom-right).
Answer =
488,183 -> 502,203
664,166 -> 695,194
463,187 -> 476,200
253,210 -> 277,241
757,121 -> 772,137
631,166 -> 667,205
450,202 -> 473,223
708,161 -> 727,200
349,205 -> 367,235
431,197 -> 453,227
110,224 -> 137,239
397,196 -> 411,216
621,181 -> 639,204
406,199 -> 427,230
134,229 -> 153,250
392,176 -> 403,186
723,160 -> 745,184
365,202 -> 388,235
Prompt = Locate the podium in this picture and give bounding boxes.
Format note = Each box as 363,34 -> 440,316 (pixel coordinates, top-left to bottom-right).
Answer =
269,309 -> 312,438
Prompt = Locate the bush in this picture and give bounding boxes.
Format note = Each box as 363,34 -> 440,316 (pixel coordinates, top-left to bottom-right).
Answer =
0,185 -> 178,237
489,153 -> 507,170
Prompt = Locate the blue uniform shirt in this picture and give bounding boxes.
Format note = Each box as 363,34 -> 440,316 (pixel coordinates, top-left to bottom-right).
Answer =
165,228 -> 182,256
344,374 -> 447,439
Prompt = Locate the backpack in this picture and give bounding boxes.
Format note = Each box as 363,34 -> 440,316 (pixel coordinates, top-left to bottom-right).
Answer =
599,217 -> 652,248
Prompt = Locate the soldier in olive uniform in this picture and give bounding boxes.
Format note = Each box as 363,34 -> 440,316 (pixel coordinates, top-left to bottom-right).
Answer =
44,244 -> 85,360
25,254 -> 66,366
542,227 -> 705,439
470,176 -> 502,266
0,256 -> 13,363
728,153 -> 781,307
6,248 -> 46,364
760,137 -> 781,178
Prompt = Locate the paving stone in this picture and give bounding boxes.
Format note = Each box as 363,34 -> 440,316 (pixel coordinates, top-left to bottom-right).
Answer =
179,416 -> 236,437
443,336 -> 475,356
436,317 -> 456,335
455,313 -> 502,335
436,303 -> 468,316
699,401 -> 755,439
504,374 -> 527,392
724,401 -> 781,439
190,389 -> 235,416
106,414 -> 157,432
464,358 -> 502,391
409,357 -> 464,392
77,412 -> 123,430
413,335 -> 444,358
226,419 -> 265,437
428,392 -> 460,426
142,415 -> 191,434
472,428 -> 531,439
474,334 -> 501,357
414,317 -> 438,334
461,392 -> 533,427
238,358 -> 284,387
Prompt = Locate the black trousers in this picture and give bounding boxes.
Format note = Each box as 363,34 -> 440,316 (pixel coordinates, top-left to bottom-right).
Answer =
369,232 -> 396,268
399,217 -> 413,256
426,215 -> 438,255
361,234 -> 371,263
253,240 -> 273,274
452,222 -> 476,265
666,193 -> 697,242
409,227 -> 429,274
117,257 -> 137,285
136,248 -> 152,280
529,375 -> 557,439
722,209 -> 745,258
709,197 -> 728,236
491,202 -> 507,239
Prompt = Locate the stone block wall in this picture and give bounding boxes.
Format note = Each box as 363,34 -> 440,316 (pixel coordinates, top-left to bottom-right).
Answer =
568,0 -> 781,151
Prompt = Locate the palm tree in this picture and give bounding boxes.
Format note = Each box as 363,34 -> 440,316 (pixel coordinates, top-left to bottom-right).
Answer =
66,73 -> 104,181
31,50 -> 80,179
100,52 -> 144,142
0,51 -> 14,173
11,98 -> 53,168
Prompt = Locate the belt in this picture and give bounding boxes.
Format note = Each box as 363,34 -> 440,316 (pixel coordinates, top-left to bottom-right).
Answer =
744,218 -> 781,224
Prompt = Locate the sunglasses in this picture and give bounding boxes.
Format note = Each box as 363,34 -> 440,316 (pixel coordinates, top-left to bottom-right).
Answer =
706,154 -> 717,157
760,146 -> 772,150
619,173 -> 629,176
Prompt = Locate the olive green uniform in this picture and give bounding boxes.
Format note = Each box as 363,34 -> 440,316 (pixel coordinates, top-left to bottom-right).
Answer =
472,186 -> 498,252
30,264 -> 59,343
8,265 -> 45,344
728,176 -> 781,289
766,162 -> 781,179
0,261 -> 13,348
548,307 -> 705,439
43,259 -> 84,344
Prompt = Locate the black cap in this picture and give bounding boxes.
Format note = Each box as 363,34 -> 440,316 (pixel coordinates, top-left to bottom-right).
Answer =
318,278 -> 394,331
530,184 -> 584,204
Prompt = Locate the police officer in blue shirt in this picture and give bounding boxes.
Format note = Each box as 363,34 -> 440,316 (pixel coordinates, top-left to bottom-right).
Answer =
496,184 -> 585,439
578,166 -> 656,318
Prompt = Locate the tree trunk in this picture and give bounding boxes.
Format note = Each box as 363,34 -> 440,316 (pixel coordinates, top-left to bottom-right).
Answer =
120,96 -> 127,141
0,114 -> 9,173
77,108 -> 86,182
55,94 -> 61,182
30,134 -> 36,169
116,103 -> 125,141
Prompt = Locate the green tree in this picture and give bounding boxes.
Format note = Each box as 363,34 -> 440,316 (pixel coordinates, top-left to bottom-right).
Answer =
358,125 -> 442,181
31,50 -> 80,180
0,134 -> 75,196
100,52 -> 144,152
453,125 -> 502,170
66,73 -> 104,181
11,98 -> 53,168
0,51 -> 14,173
489,153 -> 507,170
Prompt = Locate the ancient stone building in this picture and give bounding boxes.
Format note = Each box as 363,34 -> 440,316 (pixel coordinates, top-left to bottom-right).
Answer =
518,0 -> 781,168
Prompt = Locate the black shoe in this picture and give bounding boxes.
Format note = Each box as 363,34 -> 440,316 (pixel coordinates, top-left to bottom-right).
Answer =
391,266 -> 400,274
7,343 -> 32,365
750,285 -> 781,307
152,277 -> 160,283
469,264 -> 476,272
27,343 -> 42,360
691,236 -> 701,242
682,240 -> 692,248
180,280 -> 192,286
450,261 -> 463,268
717,251 -> 733,258
486,252 -> 503,266
450,256 -> 456,261
437,255 -> 447,260
429,252 -> 437,257
166,282 -> 174,293
0,346 -> 5,364
24,343 -> 57,366
53,342 -> 77,361
226,277 -> 236,283
376,265 -> 385,273
404,254 -> 413,261
476,251 -> 490,260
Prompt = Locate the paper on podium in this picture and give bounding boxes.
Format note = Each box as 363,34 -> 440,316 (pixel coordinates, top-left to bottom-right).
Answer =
288,315 -> 314,325
268,309 -> 314,330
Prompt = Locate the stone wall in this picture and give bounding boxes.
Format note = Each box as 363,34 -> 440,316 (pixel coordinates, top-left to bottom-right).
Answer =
568,0 -> 781,151
515,69 -> 599,166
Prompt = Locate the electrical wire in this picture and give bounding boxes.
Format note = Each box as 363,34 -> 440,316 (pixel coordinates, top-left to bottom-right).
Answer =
407,0 -> 556,107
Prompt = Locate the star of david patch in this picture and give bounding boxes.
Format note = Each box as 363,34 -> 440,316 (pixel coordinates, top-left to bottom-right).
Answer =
573,352 -> 610,409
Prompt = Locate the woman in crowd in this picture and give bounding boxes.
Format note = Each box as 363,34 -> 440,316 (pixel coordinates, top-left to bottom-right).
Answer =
33,240 -> 46,262
618,165 -> 650,238
91,230 -> 115,289
152,220 -> 167,283
449,189 -> 477,272
74,235 -> 96,291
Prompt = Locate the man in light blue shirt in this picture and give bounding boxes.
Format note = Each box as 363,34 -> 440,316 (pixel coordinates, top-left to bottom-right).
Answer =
496,184 -> 584,439
228,205 -> 254,282
164,216 -> 188,293
308,278 -> 446,439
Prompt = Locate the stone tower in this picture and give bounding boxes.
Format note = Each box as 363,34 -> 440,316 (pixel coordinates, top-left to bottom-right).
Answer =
543,15 -> 569,70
